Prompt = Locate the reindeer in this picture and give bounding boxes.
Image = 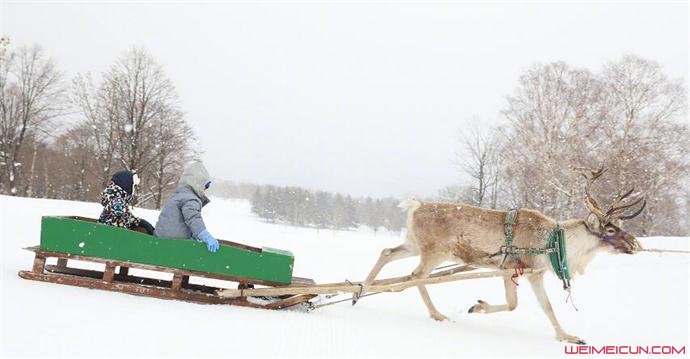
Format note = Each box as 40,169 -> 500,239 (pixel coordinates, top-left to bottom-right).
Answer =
355,168 -> 645,344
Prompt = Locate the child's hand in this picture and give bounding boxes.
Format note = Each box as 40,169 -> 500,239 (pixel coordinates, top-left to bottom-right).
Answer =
197,229 -> 220,253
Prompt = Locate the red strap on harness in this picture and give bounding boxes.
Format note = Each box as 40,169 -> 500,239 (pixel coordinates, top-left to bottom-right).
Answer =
511,260 -> 525,286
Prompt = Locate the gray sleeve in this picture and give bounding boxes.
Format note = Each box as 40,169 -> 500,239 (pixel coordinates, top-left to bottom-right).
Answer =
180,198 -> 207,238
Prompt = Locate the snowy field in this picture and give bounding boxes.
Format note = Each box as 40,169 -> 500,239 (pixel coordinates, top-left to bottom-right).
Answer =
1,195 -> 688,357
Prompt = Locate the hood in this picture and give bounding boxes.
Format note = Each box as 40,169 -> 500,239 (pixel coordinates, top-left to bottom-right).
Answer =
111,170 -> 135,196
100,181 -> 129,205
178,161 -> 211,206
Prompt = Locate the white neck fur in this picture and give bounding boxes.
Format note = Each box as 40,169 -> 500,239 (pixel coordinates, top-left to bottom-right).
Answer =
560,220 -> 604,276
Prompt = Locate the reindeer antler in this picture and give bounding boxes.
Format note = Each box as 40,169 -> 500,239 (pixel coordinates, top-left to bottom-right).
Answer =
607,194 -> 645,217
578,166 -> 647,223
607,187 -> 635,214
618,200 -> 646,220
580,167 -> 608,222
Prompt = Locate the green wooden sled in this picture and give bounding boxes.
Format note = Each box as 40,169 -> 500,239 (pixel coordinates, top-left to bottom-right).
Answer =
39,216 -> 294,284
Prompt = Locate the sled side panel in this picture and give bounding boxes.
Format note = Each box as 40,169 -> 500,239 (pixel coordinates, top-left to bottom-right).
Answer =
39,216 -> 294,283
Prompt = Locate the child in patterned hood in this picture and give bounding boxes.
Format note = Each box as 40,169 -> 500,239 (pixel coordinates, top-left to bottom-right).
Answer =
98,170 -> 155,235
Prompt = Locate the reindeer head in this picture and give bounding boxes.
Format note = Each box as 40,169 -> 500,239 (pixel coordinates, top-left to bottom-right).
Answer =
581,168 -> 645,254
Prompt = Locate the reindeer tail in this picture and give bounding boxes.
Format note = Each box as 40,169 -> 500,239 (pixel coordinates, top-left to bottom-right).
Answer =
398,198 -> 422,212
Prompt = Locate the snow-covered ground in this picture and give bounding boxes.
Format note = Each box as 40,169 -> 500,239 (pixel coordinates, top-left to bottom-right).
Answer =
1,195 -> 688,357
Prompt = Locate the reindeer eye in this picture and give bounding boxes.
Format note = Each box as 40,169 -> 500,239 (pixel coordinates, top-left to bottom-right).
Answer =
606,228 -> 616,235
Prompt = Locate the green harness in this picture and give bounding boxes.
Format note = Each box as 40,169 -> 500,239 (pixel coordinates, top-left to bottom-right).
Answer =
500,209 -> 571,290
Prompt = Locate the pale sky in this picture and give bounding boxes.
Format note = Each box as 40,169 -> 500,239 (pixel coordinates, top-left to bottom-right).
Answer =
1,1 -> 688,198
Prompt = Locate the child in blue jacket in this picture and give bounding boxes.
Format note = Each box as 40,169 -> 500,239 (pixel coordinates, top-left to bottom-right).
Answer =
154,162 -> 220,253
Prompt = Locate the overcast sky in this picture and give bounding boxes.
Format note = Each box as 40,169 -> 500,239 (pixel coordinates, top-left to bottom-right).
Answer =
2,1 -> 687,198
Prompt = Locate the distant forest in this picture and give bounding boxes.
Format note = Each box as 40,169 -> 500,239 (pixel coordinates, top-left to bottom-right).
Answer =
208,181 -> 405,232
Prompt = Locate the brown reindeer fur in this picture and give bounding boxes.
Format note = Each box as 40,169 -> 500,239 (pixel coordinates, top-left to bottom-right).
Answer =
358,198 -> 642,344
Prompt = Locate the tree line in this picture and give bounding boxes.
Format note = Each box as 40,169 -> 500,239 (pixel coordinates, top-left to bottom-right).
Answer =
0,38 -> 196,208
210,181 -> 406,232
442,55 -> 688,236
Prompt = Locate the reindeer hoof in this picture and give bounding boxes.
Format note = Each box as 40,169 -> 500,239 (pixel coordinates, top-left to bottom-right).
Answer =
468,299 -> 487,314
558,334 -> 586,345
431,313 -> 449,321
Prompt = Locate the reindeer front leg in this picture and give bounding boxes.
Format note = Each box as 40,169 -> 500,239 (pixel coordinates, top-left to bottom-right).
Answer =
527,273 -> 586,344
468,275 -> 518,313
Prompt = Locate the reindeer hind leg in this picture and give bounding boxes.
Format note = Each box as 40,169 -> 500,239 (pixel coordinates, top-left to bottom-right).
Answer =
412,257 -> 448,321
353,244 -> 416,304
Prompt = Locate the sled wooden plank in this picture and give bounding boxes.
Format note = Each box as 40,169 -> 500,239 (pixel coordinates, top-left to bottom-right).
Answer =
171,273 -> 184,291
46,264 -> 167,285
39,216 -> 294,283
290,277 -> 316,286
364,264 -> 476,287
220,267 -> 531,298
32,255 -> 46,273
226,264 -> 474,297
24,246 -> 293,287
18,270 -> 263,307
44,265 -> 222,294
18,270 -> 312,309
103,263 -> 116,282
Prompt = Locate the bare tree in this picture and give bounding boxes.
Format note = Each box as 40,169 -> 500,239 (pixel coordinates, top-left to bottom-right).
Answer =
597,55 -> 688,234
52,125 -> 102,200
70,47 -> 194,207
108,48 -> 181,175
0,42 -> 64,195
72,73 -> 121,187
454,123 -> 501,208
453,55 -> 687,235
499,62 -> 607,218
144,109 -> 197,209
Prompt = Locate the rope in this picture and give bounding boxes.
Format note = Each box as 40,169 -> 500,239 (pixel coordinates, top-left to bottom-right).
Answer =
638,248 -> 690,254
565,287 -> 579,312
310,292 -> 383,310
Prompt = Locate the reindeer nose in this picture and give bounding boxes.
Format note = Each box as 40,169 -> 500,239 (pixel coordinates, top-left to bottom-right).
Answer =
633,240 -> 642,251
627,237 -> 642,253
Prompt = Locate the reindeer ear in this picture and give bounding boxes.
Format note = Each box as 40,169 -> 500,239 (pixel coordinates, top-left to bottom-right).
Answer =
585,213 -> 602,232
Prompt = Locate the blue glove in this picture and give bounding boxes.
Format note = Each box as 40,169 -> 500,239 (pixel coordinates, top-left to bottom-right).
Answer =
197,229 -> 220,253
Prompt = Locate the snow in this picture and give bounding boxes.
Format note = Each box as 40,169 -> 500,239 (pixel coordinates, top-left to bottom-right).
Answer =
1,195 -> 688,357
